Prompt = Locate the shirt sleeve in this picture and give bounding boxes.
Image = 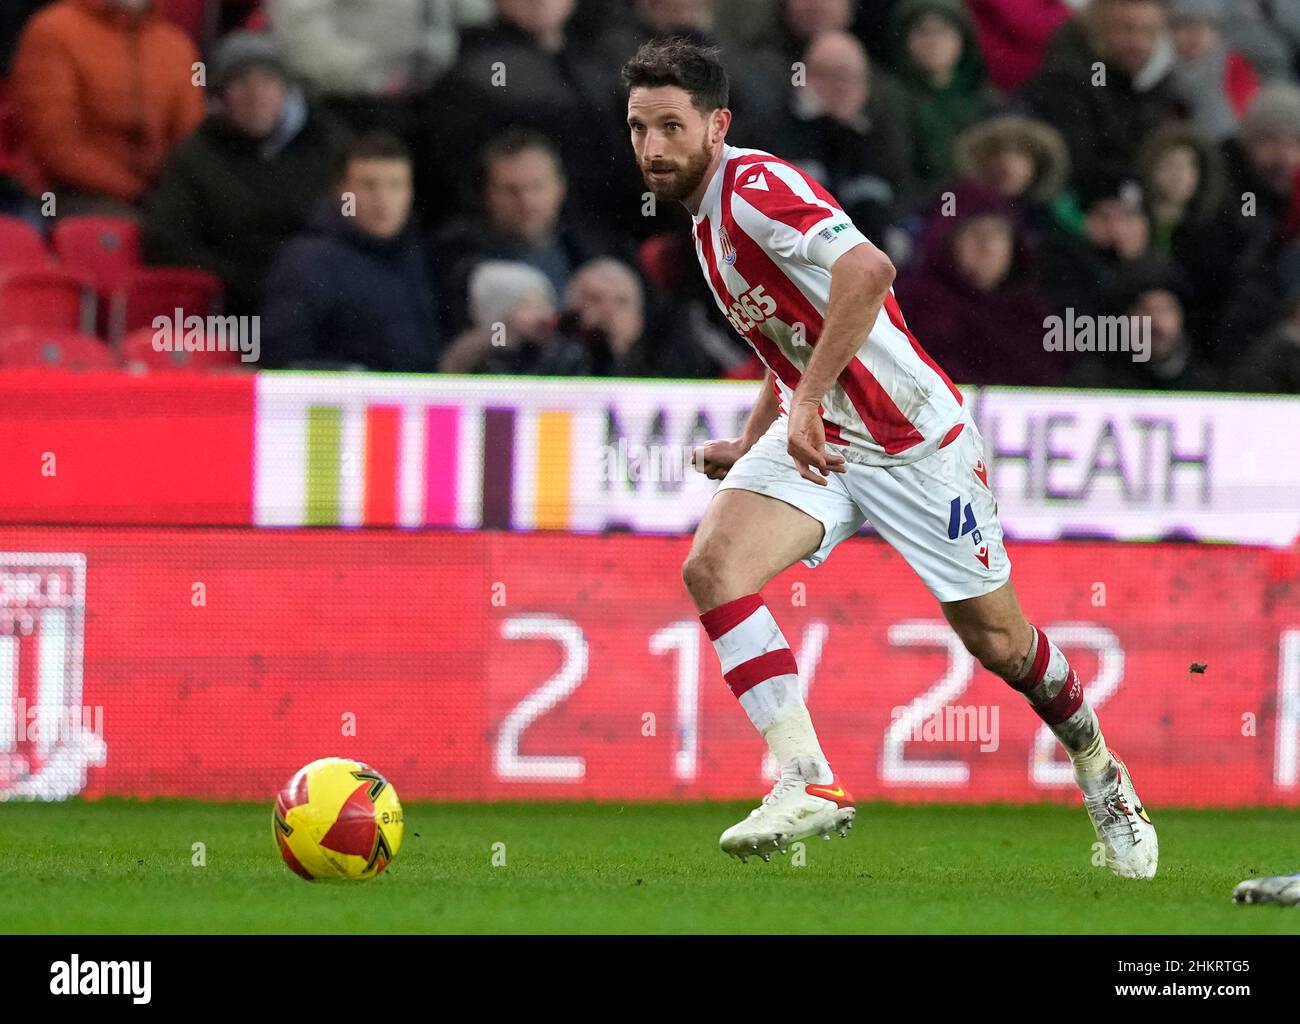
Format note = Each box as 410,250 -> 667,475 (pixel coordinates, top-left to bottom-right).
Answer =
730,160 -> 869,271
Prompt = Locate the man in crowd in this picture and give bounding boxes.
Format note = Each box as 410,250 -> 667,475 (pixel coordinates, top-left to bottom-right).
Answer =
144,32 -> 345,315
260,133 -> 442,371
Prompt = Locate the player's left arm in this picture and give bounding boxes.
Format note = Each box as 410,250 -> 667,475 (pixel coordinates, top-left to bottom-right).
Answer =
788,241 -> 895,484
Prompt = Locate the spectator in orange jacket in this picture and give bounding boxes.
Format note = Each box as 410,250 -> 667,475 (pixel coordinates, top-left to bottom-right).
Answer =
12,0 -> 205,215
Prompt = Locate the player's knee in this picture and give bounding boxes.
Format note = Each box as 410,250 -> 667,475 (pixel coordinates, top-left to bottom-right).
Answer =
959,628 -> 1023,681
681,545 -> 742,606
681,547 -> 718,601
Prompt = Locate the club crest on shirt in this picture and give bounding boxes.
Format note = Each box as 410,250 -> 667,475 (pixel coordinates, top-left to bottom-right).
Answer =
718,226 -> 736,265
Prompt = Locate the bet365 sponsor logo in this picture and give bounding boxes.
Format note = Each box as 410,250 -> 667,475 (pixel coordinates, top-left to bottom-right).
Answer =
50,955 -> 151,1004
724,284 -> 777,334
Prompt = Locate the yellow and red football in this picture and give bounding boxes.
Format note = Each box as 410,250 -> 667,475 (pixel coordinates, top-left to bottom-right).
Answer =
273,758 -> 403,881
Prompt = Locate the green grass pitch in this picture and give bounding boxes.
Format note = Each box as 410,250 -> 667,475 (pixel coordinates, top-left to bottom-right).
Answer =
2,800 -> 1298,934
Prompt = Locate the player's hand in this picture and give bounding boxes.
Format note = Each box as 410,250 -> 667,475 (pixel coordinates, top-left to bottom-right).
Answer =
787,401 -> 846,486
691,437 -> 749,480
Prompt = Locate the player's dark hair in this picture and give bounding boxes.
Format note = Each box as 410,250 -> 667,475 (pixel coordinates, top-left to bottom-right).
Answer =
620,36 -> 729,112
338,131 -> 411,178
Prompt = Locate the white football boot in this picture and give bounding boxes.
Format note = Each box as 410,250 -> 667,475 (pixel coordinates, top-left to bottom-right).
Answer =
1081,753 -> 1158,879
1233,873 -> 1300,906
720,774 -> 855,862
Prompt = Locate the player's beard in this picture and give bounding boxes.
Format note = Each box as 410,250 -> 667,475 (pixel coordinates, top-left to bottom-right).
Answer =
642,136 -> 714,203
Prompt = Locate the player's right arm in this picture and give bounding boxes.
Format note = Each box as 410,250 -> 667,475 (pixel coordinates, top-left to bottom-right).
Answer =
692,370 -> 779,480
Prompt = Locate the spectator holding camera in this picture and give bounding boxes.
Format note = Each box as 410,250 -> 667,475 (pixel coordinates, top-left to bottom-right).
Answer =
439,261 -> 591,375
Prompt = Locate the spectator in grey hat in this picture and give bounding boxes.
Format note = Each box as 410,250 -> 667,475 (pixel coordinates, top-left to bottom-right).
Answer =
1167,0 -> 1262,142
439,259 -> 592,375
1236,82 -> 1300,199
1214,84 -> 1300,366
143,31 -> 346,315
1222,0 -> 1300,83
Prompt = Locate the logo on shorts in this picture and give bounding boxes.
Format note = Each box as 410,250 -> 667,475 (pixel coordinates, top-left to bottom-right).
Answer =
973,460 -> 989,488
947,497 -> 989,569
718,226 -> 737,265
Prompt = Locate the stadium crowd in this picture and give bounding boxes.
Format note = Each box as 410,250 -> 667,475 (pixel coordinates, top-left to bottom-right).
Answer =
1,0 -> 1299,391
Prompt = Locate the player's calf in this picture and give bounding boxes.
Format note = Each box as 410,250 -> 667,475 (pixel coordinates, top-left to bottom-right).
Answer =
945,590 -> 1157,878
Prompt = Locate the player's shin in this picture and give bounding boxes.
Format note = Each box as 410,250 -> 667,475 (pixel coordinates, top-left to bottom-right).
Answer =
699,594 -> 833,785
1007,625 -> 1111,781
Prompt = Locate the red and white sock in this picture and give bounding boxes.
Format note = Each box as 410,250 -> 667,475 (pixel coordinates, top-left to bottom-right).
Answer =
699,594 -> 832,784
1013,625 -> 1110,779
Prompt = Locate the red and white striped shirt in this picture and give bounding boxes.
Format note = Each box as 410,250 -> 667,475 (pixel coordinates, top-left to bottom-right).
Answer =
692,144 -> 964,465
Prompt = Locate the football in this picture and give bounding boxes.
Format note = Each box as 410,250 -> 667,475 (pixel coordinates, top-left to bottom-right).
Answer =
273,758 -> 403,882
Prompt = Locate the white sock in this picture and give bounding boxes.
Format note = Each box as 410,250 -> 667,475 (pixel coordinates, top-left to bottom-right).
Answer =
700,594 -> 832,783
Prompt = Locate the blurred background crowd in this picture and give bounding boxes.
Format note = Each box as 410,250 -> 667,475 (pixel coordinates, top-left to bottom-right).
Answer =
2,0 -> 1300,391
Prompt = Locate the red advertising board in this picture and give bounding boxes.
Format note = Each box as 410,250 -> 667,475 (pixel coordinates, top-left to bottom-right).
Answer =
1,528 -> 1297,806
0,371 -> 254,524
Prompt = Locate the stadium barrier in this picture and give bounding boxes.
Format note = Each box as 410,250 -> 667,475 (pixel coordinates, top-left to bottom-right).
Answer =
0,529 -> 1296,805
0,371 -> 1297,544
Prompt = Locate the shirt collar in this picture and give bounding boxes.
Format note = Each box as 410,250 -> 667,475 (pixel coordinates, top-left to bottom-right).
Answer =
692,144 -> 733,224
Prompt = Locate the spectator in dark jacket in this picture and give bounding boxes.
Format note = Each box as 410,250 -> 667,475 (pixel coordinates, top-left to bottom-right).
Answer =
143,32 -> 345,315
1023,0 -> 1181,197
1037,171 -> 1154,320
1214,84 -> 1300,366
422,0 -> 614,228
1231,287 -> 1300,393
1069,260 -> 1217,390
771,30 -> 916,238
896,184 -> 1060,386
431,129 -> 625,335
260,132 -> 442,370
1134,123 -> 1227,347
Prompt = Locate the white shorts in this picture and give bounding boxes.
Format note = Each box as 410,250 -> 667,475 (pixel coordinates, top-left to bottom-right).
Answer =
714,413 -> 1011,603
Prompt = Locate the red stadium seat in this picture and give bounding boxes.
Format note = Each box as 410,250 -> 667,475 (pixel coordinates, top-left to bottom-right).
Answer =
108,267 -> 223,343
0,215 -> 51,271
0,326 -> 118,370
51,216 -> 142,294
119,325 -> 245,372
0,268 -> 95,333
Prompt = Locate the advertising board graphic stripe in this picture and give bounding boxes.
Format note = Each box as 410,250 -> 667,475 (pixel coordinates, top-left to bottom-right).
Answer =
0,635 -> 15,752
423,406 -> 460,527
363,406 -> 400,527
305,405 -> 342,526
481,407 -> 515,529
534,411 -> 572,529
